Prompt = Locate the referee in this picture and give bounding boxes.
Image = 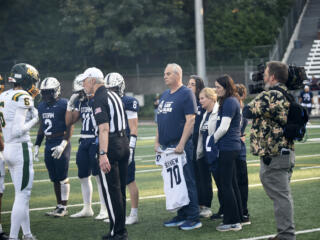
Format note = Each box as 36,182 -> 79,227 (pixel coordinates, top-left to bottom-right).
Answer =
80,67 -> 130,240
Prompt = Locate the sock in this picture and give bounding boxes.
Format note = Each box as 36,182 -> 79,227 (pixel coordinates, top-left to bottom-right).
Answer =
130,208 -> 138,216
60,179 -> 70,202
80,177 -> 93,206
0,223 -> 3,233
10,192 -> 31,239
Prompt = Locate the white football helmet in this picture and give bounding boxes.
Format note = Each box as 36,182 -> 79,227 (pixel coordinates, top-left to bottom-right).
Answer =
73,74 -> 86,100
73,74 -> 84,92
104,72 -> 125,97
40,77 -> 61,102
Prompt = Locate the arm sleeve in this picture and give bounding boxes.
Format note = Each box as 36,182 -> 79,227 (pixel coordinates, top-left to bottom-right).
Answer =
11,107 -> 38,138
213,117 -> 231,142
35,120 -> 44,146
126,110 -> 138,119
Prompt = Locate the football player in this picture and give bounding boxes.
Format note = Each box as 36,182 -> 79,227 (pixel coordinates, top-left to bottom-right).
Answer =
105,73 -> 140,225
34,77 -> 73,217
66,74 -> 108,220
0,74 -> 9,240
0,63 -> 39,240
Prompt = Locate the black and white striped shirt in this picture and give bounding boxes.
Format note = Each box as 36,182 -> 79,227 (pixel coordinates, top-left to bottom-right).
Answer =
93,86 -> 126,133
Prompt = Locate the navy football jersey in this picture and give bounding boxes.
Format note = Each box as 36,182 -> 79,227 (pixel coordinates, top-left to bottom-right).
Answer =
300,91 -> 313,104
122,95 -> 139,136
75,98 -> 97,136
37,98 -> 68,137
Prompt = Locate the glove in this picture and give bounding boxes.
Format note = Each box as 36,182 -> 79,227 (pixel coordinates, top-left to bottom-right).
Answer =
34,145 -> 40,162
128,135 -> 137,165
128,148 -> 134,165
51,140 -> 68,159
67,93 -> 80,111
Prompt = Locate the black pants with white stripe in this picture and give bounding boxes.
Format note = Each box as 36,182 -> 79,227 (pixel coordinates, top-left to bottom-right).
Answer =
99,135 -> 129,237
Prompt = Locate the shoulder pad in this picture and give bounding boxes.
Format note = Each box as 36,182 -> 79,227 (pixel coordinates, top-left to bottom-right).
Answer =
13,92 -> 33,108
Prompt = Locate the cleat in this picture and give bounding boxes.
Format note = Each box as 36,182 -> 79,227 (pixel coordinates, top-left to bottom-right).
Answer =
70,208 -> 94,218
125,215 -> 138,225
104,218 -> 110,223
45,206 -> 59,216
199,207 -> 212,218
163,216 -> 185,227
22,235 -> 37,240
53,207 -> 68,217
179,220 -> 202,230
241,215 -> 251,226
95,210 -> 109,220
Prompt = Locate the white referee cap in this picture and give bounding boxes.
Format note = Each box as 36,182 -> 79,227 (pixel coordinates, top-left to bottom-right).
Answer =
78,67 -> 104,82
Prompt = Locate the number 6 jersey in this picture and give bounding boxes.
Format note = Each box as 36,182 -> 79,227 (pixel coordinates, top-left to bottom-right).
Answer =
0,89 -> 34,143
156,148 -> 190,212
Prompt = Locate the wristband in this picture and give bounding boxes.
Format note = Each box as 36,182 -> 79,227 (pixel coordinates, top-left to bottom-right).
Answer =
61,139 -> 68,149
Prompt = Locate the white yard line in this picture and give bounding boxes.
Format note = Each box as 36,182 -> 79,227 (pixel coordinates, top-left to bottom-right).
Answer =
306,125 -> 320,128
2,176 -> 319,214
238,227 -> 320,240
140,153 -> 320,163
300,166 -> 320,170
4,168 -> 162,186
5,153 -> 320,186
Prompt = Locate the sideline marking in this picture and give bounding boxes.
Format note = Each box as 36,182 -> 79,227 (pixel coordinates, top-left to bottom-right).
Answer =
238,227 -> 320,240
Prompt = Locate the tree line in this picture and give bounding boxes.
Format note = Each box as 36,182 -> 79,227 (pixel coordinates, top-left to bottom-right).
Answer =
0,0 -> 295,73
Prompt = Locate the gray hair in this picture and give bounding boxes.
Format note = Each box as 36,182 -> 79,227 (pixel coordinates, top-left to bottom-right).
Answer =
94,78 -> 105,84
166,63 -> 183,79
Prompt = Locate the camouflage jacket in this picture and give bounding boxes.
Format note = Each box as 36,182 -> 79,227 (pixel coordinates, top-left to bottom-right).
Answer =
245,84 -> 294,156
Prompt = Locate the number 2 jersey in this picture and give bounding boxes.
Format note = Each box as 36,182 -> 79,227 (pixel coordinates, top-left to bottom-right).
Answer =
0,89 -> 34,143
74,97 -> 97,137
37,98 -> 68,139
156,148 -> 190,212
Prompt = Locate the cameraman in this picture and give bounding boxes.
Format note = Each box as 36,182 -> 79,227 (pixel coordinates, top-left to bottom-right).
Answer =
243,61 -> 295,240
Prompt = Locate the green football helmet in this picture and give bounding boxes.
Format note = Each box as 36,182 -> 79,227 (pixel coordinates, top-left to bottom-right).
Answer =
8,63 -> 40,98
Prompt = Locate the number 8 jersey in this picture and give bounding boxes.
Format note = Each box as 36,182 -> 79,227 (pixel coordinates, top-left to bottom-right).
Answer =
156,148 -> 190,212
37,98 -> 68,137
0,89 -> 34,143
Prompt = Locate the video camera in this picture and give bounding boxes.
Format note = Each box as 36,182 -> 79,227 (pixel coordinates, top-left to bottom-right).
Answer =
249,63 -> 307,94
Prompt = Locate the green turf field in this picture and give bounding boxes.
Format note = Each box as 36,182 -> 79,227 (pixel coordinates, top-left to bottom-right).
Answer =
2,121 -> 320,240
